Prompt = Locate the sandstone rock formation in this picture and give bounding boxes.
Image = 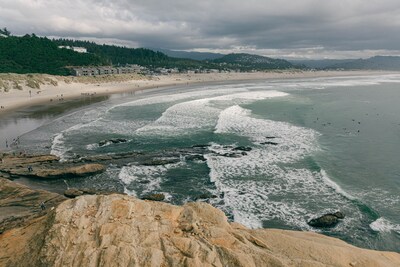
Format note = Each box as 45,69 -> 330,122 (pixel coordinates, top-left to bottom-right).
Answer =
0,154 -> 105,179
1,193 -> 399,267
0,177 -> 66,234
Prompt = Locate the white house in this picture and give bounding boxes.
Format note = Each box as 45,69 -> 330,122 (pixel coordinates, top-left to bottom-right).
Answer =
58,46 -> 87,53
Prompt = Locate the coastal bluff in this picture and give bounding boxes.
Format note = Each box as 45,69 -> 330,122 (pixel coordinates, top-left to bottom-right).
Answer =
0,188 -> 399,267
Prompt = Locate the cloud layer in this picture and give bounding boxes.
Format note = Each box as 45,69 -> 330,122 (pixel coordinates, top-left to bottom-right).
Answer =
1,0 -> 400,58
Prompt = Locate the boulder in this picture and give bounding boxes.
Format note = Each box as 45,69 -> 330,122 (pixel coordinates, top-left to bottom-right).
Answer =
333,211 -> 345,219
80,188 -> 97,195
308,212 -> 345,228
64,188 -> 84,198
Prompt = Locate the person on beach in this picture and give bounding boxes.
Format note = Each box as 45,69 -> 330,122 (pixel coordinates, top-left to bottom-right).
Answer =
5,139 -> 8,148
27,166 -> 33,172
40,202 -> 46,210
29,90 -> 31,97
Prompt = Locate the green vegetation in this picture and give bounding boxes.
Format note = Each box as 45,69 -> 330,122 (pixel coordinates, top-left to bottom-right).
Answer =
0,32 -> 299,76
0,35 -> 105,75
53,39 -> 217,70
211,53 -> 294,71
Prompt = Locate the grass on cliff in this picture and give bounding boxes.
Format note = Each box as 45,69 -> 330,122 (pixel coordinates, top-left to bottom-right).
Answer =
0,73 -> 148,92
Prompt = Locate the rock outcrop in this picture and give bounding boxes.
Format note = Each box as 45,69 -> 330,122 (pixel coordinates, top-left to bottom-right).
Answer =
1,193 -> 399,267
0,154 -> 105,179
308,212 -> 346,228
0,177 -> 66,234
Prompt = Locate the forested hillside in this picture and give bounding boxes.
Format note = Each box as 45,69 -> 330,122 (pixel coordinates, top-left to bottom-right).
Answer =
212,53 -> 295,70
1,33 -> 301,75
0,35 -> 105,75
53,39 -> 209,70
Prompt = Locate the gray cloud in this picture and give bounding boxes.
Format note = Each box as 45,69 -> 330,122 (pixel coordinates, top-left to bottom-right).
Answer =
1,0 -> 400,58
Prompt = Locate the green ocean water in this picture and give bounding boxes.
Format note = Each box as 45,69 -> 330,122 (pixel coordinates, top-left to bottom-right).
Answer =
2,75 -> 400,252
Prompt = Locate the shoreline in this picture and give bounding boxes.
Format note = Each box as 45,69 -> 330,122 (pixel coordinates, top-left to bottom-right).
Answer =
1,70 -> 398,116
1,71 -> 400,264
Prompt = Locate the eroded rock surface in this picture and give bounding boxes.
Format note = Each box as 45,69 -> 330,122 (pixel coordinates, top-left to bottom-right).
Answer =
0,177 -> 65,233
1,194 -> 399,267
0,154 -> 105,179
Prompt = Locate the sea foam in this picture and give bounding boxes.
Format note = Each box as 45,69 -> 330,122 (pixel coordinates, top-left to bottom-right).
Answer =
205,105 -> 360,230
370,218 -> 400,233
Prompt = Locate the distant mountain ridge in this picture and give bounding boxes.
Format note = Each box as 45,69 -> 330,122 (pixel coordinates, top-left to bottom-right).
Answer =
150,48 -> 225,60
289,56 -> 400,70
326,56 -> 400,70
212,53 -> 296,70
288,59 -> 355,69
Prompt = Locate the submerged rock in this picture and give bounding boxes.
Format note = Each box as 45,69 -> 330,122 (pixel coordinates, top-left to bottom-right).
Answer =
194,193 -> 218,201
141,158 -> 180,166
233,146 -> 252,152
141,193 -> 165,201
308,212 -> 345,228
185,154 -> 206,161
260,141 -> 279,146
98,138 -> 128,147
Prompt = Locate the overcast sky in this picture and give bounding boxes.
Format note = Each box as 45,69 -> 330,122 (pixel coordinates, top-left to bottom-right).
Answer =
1,0 -> 400,59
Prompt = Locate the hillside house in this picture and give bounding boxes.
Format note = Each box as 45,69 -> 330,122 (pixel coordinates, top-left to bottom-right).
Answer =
58,46 -> 88,53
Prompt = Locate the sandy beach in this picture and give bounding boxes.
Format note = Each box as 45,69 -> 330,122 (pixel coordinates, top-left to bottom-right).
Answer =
0,70 -> 397,116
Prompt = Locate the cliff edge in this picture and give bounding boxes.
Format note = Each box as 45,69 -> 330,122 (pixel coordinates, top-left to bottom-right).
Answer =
1,193 -> 399,267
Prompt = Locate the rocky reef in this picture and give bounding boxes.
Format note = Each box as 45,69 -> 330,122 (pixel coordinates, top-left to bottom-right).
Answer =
0,153 -> 105,179
0,183 -> 399,267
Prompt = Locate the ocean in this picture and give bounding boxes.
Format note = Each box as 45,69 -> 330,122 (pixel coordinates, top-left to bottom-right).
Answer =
1,74 -> 400,252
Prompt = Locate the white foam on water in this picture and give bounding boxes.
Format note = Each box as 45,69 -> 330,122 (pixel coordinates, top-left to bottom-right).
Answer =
215,105 -> 317,160
118,162 -> 183,197
135,98 -> 220,136
86,143 -> 99,150
111,87 -> 248,109
320,169 -> 355,200
370,218 -> 400,233
48,106 -> 112,159
135,90 -> 288,136
263,73 -> 400,92
85,139 -> 132,150
50,133 -> 67,159
50,123 -> 87,161
205,105 -> 359,229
